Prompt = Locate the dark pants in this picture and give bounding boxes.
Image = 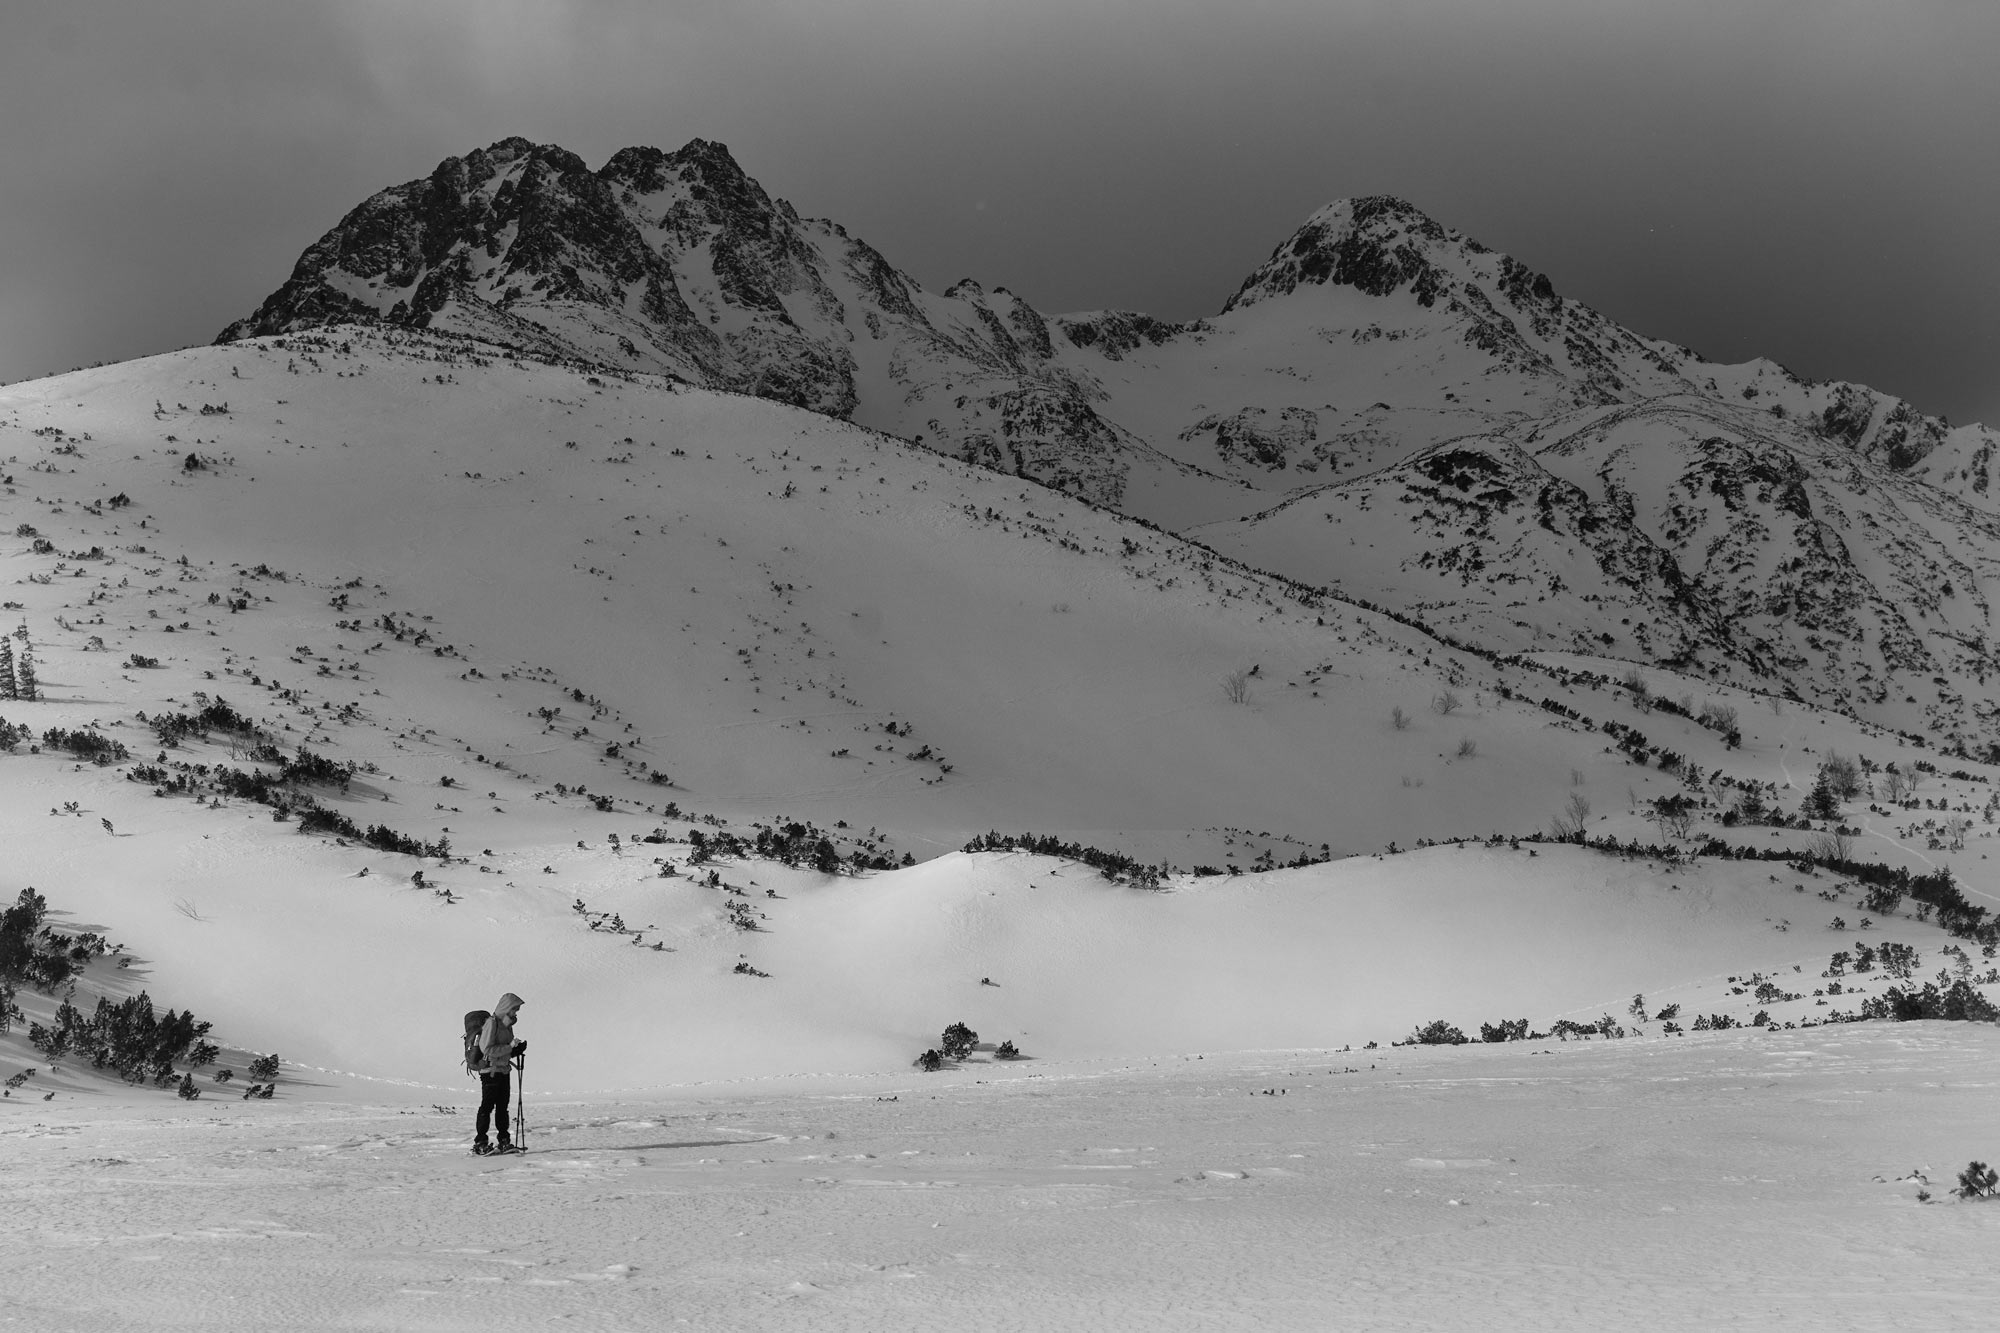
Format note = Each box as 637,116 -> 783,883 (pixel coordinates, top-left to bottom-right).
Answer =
476,1069 -> 512,1142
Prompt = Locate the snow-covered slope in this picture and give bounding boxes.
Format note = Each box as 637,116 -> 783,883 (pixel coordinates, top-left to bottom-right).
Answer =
1199,397 -> 2000,745
3,329 -> 1633,867
8,327 -> 1998,1097
214,138 -> 2000,750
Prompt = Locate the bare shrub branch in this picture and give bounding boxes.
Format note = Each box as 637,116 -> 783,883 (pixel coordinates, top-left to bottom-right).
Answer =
1550,791 -> 1591,840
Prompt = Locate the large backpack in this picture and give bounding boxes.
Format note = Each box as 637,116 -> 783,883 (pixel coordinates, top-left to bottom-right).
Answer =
463,1010 -> 491,1076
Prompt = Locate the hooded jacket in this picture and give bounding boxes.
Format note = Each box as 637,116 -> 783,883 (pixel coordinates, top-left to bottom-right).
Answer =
479,993 -> 524,1073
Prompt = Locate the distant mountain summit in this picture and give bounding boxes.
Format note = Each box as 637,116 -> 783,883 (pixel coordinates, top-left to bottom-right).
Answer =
1224,195 -> 1517,310
220,136 -> 2000,746
221,136 -> 851,412
223,138 -> 1989,507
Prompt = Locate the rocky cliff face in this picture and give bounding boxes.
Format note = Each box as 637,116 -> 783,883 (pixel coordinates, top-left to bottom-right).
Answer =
219,137 -> 839,408
220,137 -> 1168,502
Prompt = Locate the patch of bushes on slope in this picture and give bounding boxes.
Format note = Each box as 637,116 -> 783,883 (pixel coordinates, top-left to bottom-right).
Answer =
1402,931 -> 1999,1056
291,804 -> 449,859
962,831 -> 1167,888
143,697 -> 266,748
39,727 -> 131,765
913,1021 -> 1021,1070
29,992 -> 216,1086
1862,980 -> 2000,1024
749,821 -> 843,873
1409,1014 -> 1635,1046
123,704 -> 440,858
1495,823 -> 1994,948
684,824 -> 908,874
128,752 -> 438,859
2,887 -> 253,1094
0,887 -> 109,1004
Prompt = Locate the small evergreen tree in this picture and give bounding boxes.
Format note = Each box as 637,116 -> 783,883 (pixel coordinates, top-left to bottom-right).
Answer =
939,1022 -> 978,1060
14,643 -> 35,702
1956,1161 -> 1998,1199
1819,754 -> 1863,801
0,637 -> 14,700
1802,773 -> 1840,823
1410,1019 -> 1468,1045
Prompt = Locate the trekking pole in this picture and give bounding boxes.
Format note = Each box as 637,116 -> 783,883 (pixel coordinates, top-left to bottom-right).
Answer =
513,1048 -> 526,1150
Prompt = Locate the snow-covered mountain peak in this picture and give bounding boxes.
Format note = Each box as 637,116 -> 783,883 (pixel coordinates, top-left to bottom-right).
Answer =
1225,196 -> 1458,309
1219,194 -> 1553,316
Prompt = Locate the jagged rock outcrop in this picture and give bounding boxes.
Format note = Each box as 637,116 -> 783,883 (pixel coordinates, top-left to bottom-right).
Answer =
1178,407 -> 1319,471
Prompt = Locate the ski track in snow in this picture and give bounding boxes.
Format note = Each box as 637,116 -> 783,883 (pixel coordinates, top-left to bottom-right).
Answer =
7,1029 -> 2000,1331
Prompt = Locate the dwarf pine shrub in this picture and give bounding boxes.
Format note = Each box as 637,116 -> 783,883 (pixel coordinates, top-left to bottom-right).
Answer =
1956,1161 -> 1999,1199
940,1022 -> 978,1060
1409,1019 -> 1468,1045
28,992 -> 213,1081
1861,980 -> 1999,1023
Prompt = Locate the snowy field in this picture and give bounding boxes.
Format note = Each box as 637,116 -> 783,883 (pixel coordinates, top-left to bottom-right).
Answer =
8,1027 -> 2000,1331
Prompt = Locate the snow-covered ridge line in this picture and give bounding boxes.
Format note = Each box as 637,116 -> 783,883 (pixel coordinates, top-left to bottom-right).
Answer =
207,139 -> 2000,750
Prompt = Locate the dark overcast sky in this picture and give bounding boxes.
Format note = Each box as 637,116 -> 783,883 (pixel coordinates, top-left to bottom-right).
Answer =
4,1 -> 1995,425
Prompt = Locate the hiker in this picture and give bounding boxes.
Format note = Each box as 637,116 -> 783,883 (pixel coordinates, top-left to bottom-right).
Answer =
471,993 -> 526,1154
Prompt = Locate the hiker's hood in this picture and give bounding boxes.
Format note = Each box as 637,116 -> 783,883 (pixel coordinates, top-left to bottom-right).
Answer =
492,993 -> 524,1022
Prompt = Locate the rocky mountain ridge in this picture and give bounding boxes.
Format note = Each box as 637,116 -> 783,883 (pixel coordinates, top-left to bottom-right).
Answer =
219,140 -> 1992,506
218,136 -> 2000,747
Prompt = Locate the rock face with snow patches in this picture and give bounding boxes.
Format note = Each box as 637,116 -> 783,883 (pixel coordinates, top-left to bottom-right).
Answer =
221,137 -> 2000,747
219,136 -> 1151,505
